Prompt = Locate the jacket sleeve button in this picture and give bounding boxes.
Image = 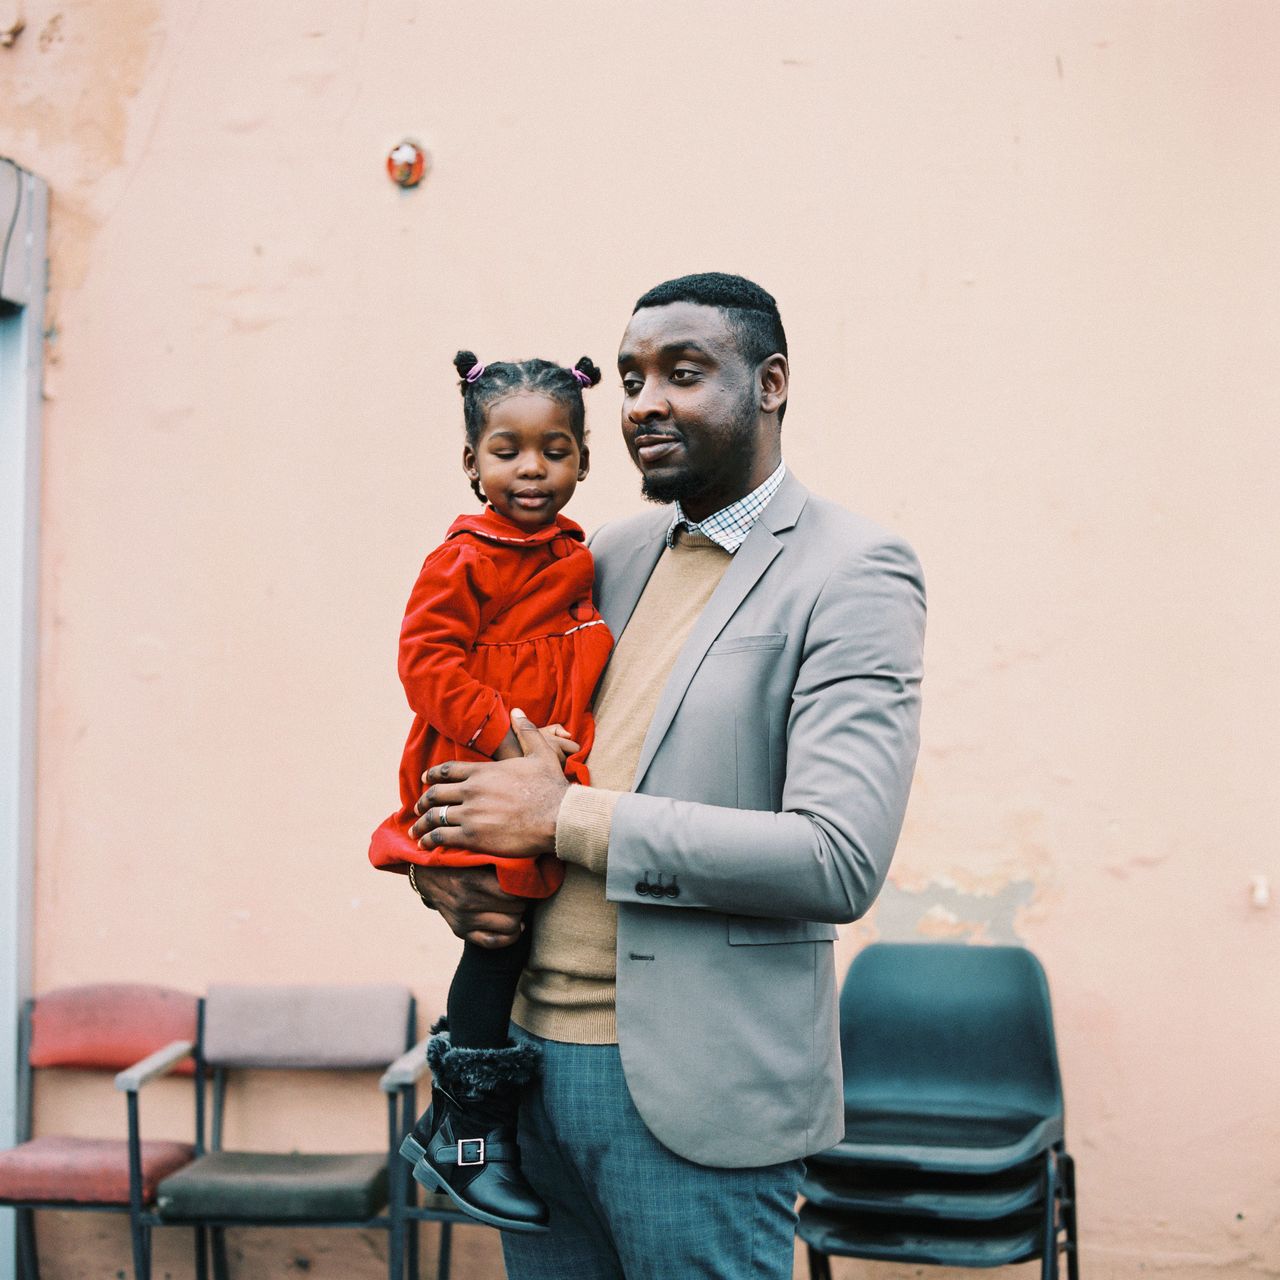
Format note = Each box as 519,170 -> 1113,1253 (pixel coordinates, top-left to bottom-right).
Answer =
635,882 -> 649,896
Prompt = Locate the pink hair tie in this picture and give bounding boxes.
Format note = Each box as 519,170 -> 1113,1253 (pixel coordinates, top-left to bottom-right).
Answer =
570,368 -> 592,386
465,362 -> 486,383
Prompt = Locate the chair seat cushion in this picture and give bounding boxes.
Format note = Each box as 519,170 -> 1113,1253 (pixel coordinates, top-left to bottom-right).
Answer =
0,1135 -> 195,1205
155,1151 -> 389,1222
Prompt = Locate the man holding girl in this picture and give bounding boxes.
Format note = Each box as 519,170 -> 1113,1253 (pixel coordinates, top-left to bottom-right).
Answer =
392,272 -> 925,1279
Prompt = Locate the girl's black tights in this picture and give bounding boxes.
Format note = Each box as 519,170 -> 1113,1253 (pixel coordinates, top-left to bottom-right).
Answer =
445,924 -> 534,1049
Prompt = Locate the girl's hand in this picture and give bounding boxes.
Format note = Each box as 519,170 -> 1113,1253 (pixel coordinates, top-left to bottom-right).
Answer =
491,722 -> 579,763
540,723 -> 580,763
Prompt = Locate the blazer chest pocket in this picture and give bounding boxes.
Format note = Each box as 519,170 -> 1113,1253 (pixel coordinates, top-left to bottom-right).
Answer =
707,632 -> 786,656
727,917 -> 839,945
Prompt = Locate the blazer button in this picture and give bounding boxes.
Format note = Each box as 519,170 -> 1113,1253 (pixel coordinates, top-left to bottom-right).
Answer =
664,878 -> 680,899
635,881 -> 650,896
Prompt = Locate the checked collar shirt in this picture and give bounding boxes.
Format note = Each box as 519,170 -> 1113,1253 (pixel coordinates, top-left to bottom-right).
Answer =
665,460 -> 787,554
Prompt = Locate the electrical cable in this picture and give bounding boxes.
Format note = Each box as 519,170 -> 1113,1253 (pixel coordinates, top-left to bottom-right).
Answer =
0,158 -> 25,301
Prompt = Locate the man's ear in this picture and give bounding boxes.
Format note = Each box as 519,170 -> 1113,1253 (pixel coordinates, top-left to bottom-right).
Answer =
577,444 -> 590,480
759,354 -> 789,417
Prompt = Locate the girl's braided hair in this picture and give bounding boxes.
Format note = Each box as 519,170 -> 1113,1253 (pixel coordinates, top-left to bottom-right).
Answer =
453,351 -> 602,505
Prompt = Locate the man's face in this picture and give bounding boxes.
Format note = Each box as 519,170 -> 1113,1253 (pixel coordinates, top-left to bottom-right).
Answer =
617,302 -> 775,522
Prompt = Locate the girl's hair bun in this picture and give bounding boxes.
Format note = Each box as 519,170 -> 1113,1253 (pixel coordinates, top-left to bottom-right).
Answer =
572,356 -> 602,388
454,350 -> 480,381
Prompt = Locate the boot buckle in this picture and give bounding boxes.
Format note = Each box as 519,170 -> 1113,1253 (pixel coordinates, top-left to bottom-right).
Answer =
457,1138 -> 486,1166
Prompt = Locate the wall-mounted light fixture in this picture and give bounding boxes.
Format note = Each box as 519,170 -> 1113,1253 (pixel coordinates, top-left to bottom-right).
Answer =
386,140 -> 428,189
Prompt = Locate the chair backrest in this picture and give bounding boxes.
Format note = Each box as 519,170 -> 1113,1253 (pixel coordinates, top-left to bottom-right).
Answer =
839,943 -> 1062,1118
202,984 -> 413,1070
28,983 -> 199,1071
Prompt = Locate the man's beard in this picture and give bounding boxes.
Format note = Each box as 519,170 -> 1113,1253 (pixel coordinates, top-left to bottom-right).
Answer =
641,467 -> 709,506
638,396 -> 759,508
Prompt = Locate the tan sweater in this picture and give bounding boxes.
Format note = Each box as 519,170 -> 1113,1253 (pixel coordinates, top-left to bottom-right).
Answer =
512,531 -> 732,1043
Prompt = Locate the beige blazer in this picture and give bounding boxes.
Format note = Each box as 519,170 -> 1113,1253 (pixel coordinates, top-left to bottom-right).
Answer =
590,471 -> 926,1168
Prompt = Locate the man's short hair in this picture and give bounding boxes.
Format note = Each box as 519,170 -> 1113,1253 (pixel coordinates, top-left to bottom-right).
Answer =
632,273 -> 788,421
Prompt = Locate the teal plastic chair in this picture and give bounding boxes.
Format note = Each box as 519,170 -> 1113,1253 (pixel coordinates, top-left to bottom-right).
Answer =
799,943 -> 1079,1278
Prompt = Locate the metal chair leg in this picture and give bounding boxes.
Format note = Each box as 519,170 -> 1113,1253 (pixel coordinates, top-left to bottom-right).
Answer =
406,1213 -> 420,1280
806,1242 -> 832,1280
391,1086 -> 417,1280
194,1225 -> 209,1280
16,1207 -> 39,1280
128,1217 -> 151,1280
437,1220 -> 453,1280
1041,1150 -> 1060,1280
211,1226 -> 230,1280
388,1191 -> 405,1280
1061,1152 -> 1080,1280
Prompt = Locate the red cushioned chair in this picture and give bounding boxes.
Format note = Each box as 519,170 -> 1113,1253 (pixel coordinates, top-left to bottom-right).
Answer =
0,984 -> 203,1280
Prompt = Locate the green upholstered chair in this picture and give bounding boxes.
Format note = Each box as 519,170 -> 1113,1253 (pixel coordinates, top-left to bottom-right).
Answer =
152,984 -> 417,1280
0,983 -> 201,1280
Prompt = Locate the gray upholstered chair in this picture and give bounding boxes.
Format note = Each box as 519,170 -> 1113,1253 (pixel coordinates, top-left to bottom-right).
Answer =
152,984 -> 418,1280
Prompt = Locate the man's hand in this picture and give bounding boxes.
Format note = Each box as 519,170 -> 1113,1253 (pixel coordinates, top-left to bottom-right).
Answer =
410,864 -> 529,949
411,709 -> 569,858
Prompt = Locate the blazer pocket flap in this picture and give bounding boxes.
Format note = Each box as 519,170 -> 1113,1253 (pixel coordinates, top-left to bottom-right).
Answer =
708,633 -> 787,655
727,916 -> 839,945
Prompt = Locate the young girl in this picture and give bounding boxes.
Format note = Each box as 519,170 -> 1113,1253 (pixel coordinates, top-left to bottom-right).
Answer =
369,350 -> 613,1234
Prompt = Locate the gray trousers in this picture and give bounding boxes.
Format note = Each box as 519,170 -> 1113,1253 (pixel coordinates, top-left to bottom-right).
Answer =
502,1028 -> 805,1280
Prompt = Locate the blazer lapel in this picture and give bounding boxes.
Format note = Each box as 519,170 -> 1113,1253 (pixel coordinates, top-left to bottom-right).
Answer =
631,473 -> 809,789
594,510 -> 668,640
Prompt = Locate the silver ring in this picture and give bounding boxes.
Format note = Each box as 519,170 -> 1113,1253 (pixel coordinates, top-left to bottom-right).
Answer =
439,805 -> 450,827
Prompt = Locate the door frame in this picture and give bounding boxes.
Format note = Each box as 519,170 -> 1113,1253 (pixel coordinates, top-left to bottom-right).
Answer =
0,157 -> 48,1280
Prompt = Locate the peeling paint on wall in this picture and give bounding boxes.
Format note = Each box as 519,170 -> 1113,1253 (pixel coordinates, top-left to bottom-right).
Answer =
0,0 -> 165,297
872,874 -> 1038,945
0,3 -> 25,47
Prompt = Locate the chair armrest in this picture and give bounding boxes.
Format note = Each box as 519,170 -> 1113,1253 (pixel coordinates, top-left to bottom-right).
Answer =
379,1035 -> 434,1092
114,1039 -> 195,1093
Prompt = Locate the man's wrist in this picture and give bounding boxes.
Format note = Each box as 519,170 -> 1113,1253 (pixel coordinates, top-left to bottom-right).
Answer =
555,785 -> 620,874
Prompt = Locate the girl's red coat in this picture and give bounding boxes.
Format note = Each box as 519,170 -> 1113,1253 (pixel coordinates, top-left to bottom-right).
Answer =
368,508 -> 613,898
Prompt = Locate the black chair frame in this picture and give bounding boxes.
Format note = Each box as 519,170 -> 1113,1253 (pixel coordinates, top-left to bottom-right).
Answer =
7,995 -> 204,1280
801,942 -> 1080,1280
805,1141 -> 1078,1278
381,1030 -> 486,1280
142,991 -> 473,1280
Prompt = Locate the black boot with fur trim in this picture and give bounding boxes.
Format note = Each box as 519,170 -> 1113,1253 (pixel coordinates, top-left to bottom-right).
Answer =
399,1023 -> 549,1234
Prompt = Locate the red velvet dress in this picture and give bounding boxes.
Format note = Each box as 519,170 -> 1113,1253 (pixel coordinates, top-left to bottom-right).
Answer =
368,508 -> 613,898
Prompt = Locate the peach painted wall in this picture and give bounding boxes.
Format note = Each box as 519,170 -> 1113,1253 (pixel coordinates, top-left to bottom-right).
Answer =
2,1 -> 1277,1276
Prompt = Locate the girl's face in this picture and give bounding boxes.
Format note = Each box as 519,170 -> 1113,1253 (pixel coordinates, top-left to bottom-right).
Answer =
464,392 -> 588,533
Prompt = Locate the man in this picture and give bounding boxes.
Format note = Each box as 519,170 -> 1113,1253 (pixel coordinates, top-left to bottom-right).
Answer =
409,272 -> 925,1278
